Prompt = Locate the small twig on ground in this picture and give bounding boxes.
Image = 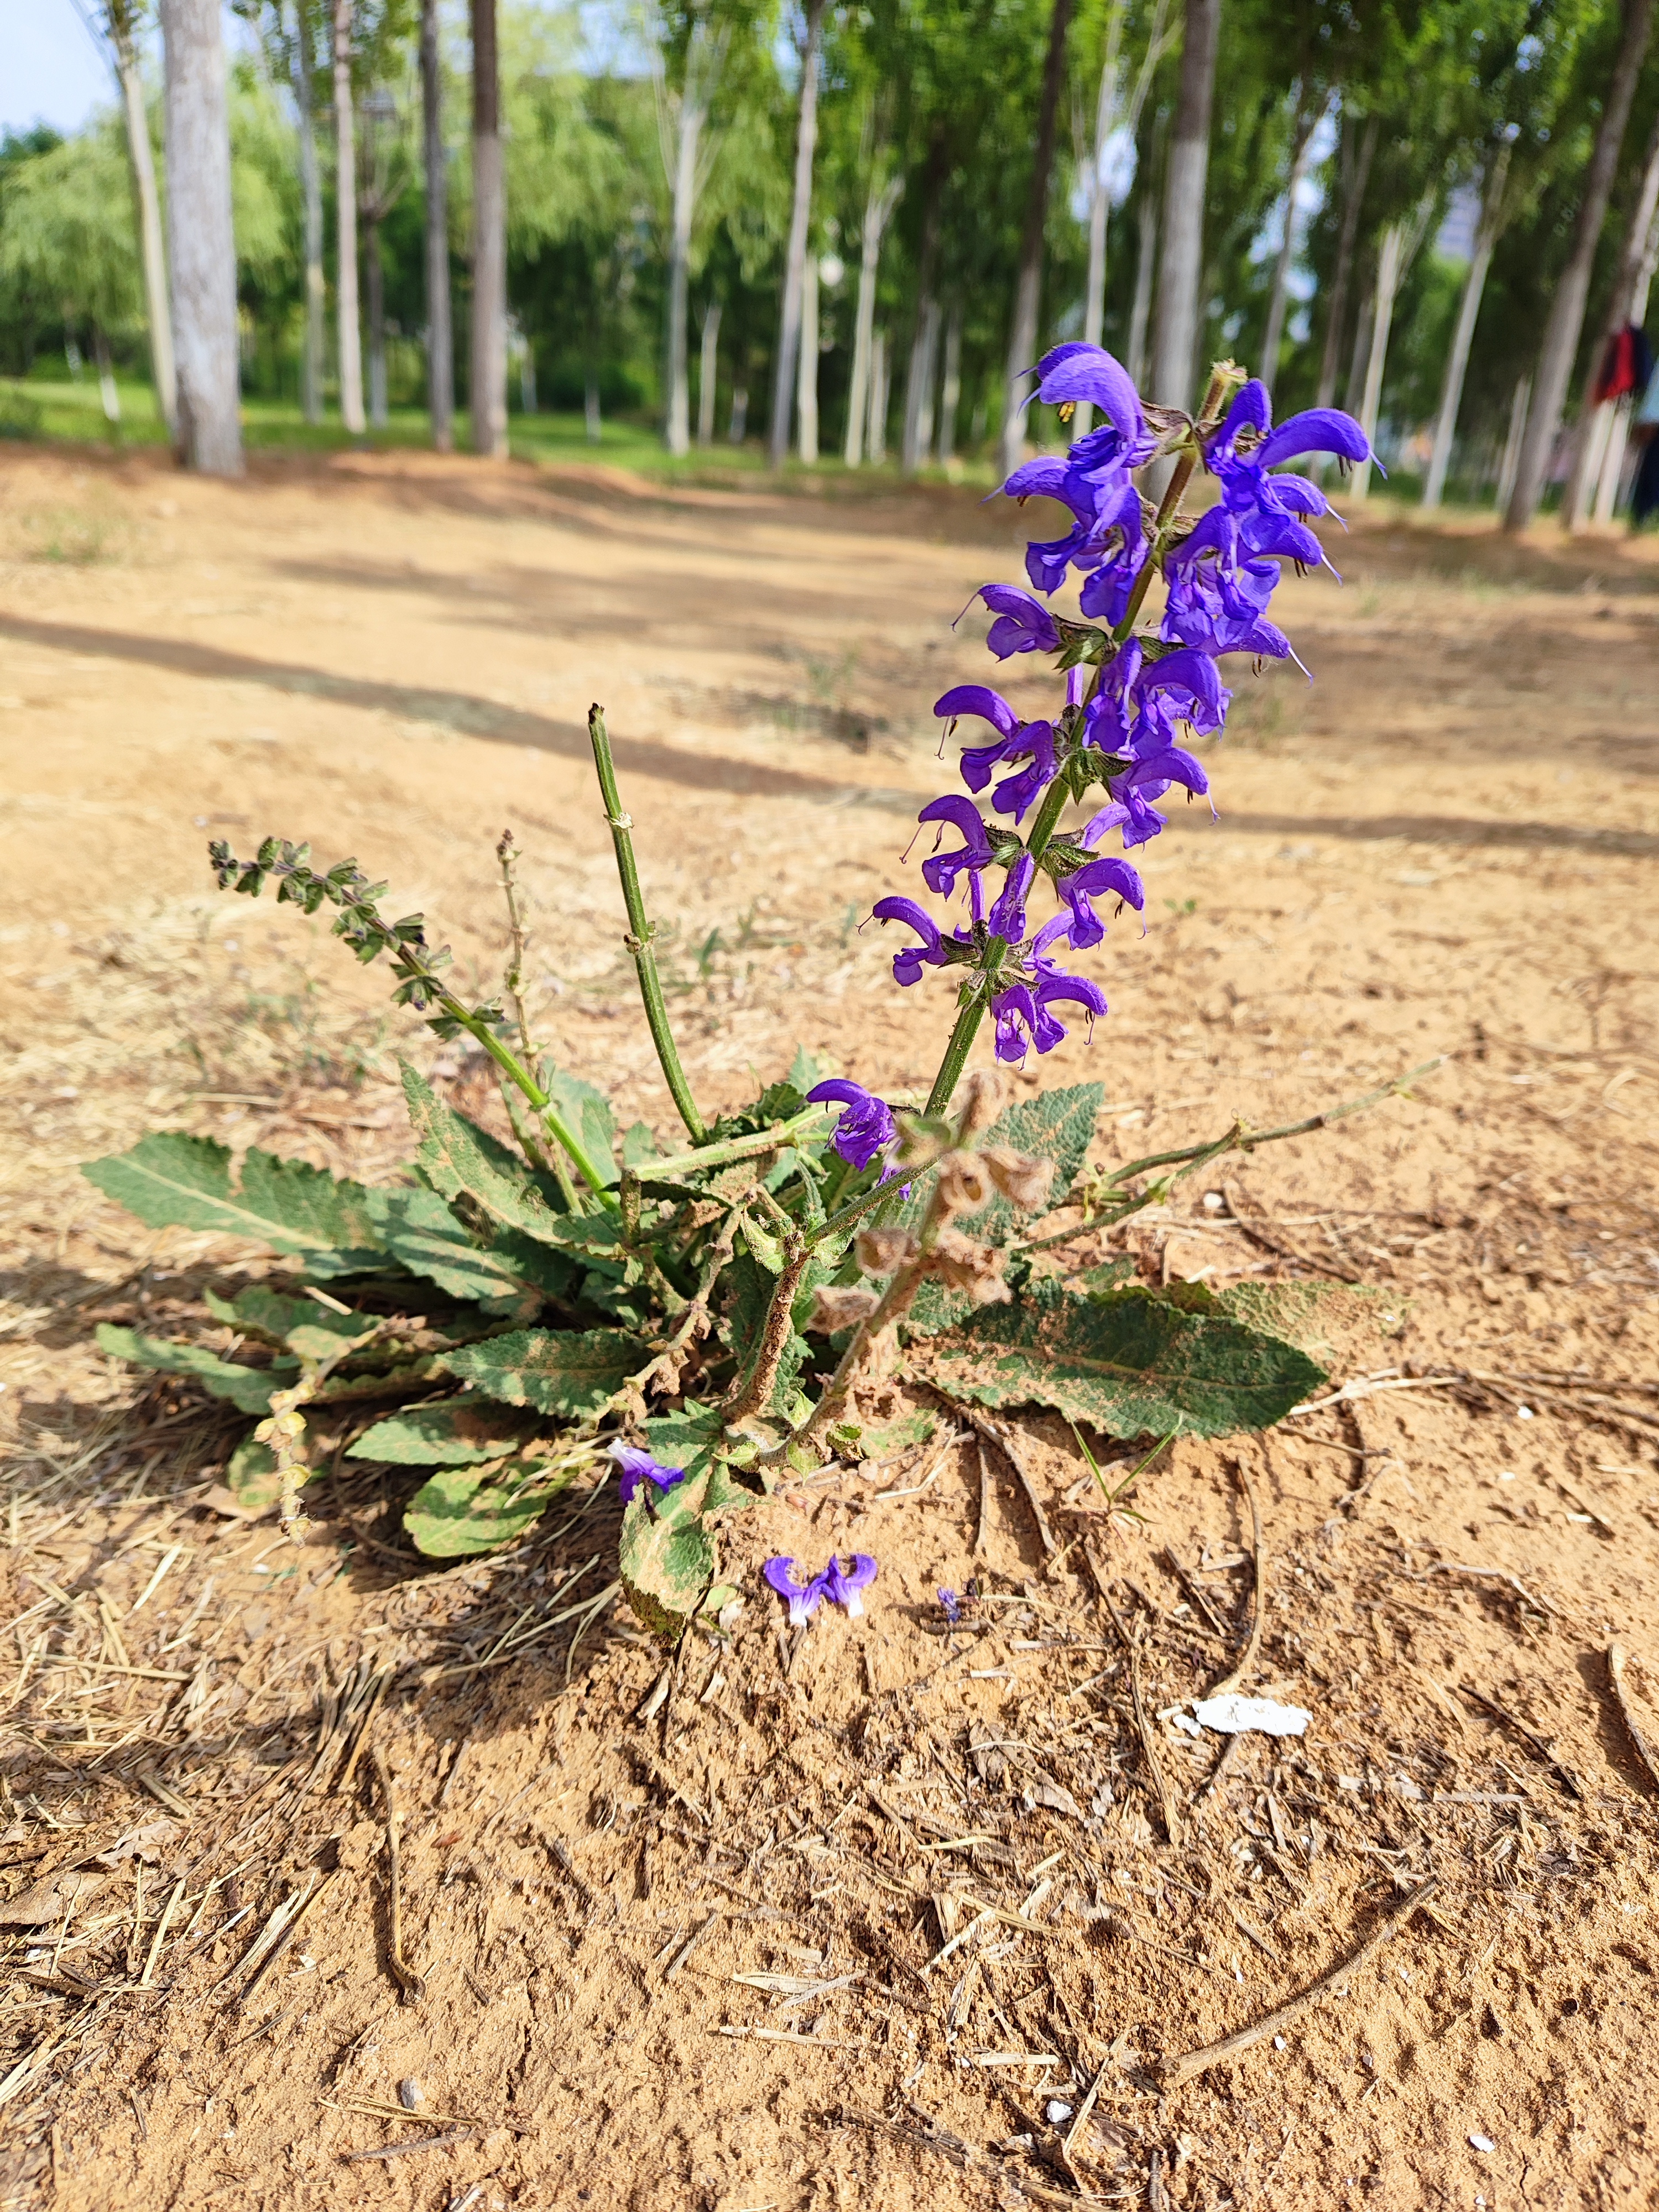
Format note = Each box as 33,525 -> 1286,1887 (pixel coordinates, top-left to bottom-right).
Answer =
1104,1589 -> 1179,1845
1192,1731 -> 1246,1811
662,1912 -> 719,1983
1456,1683 -> 1583,1800
1160,1880 -> 1439,2089
1204,1458 -> 1265,1702
974,1444 -> 994,1561
1606,1646 -> 1659,1795
369,1749 -> 425,2002
343,2128 -> 476,2163
952,1405 -> 1057,1558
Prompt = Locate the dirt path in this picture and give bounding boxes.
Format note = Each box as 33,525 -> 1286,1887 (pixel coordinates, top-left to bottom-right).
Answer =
1,447 -> 1657,2210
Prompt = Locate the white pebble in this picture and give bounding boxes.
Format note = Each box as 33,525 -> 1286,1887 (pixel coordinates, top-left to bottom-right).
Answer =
1045,2100 -> 1073,2125
1469,2133 -> 1496,2154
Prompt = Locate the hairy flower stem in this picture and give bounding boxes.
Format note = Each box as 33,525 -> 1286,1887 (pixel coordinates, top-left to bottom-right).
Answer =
641,1104 -> 830,1182
495,828 -> 538,1062
587,704 -> 707,1141
721,1232 -> 810,1422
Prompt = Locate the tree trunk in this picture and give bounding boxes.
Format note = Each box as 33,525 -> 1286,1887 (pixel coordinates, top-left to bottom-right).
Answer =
768,0 -> 826,467
935,300 -> 962,463
112,22 -> 175,436
1506,0 -> 1656,531
902,294 -> 940,471
697,299 -> 722,448
867,329 -> 888,463
332,0 -> 366,435
293,9 -> 325,425
1126,176 -> 1156,385
93,327 -> 121,425
1316,108 -> 1378,409
1342,274 -> 1371,411
421,0 -> 453,450
728,381 -> 748,444
999,0 -> 1076,474
1594,197 -> 1659,517
1349,222 -> 1405,499
1495,375 -> 1530,510
586,371 -> 602,444
1565,102 -> 1659,528
470,0 -> 508,458
1150,0 -> 1221,413
159,0 -> 242,474
844,165 -> 900,466
796,252 -> 820,462
366,219 -> 388,426
1423,146 -> 1510,510
664,93 -> 702,455
1259,87 -> 1322,401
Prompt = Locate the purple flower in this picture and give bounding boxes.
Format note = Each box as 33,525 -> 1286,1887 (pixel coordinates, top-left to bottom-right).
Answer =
764,1553 -> 877,1627
987,852 -> 1035,943
1206,380 -> 1372,572
871,895 -> 953,987
938,1586 -> 962,1624
975,585 -> 1058,660
608,1439 -> 686,1504
1055,855 -> 1145,949
764,1556 -> 823,1629
1161,510 -> 1293,661
936,683 -> 1021,740
1003,460 -> 1147,620
1031,342 -> 1156,468
1082,790 -> 1168,851
992,982 -> 1066,1063
807,1079 -> 896,1171
917,794 -> 995,897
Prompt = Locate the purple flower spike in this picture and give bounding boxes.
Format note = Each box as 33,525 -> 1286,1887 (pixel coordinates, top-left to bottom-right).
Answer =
808,1079 -> 896,1171
764,1556 -> 824,1629
987,853 -> 1035,943
1032,342 -> 1155,467
872,895 -> 952,987
608,1439 -> 687,1505
976,585 -> 1059,659
819,1553 -> 879,1618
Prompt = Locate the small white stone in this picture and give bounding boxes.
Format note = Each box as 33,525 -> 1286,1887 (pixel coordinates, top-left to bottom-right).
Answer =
1046,2100 -> 1073,2125
1469,2133 -> 1496,2154
1274,2036 -> 1286,2050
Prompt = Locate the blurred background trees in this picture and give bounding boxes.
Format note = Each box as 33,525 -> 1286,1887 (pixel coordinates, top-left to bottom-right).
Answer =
4,0 -> 1659,518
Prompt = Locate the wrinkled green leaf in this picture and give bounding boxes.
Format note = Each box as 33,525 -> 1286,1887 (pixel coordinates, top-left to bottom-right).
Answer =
620,1121 -> 656,1169
203,1285 -> 381,1364
95,1324 -> 290,1415
364,1185 -> 575,1315
894,1083 -> 1105,1261
81,1133 -> 383,1261
403,1458 -> 576,1557
926,1280 -> 1325,1439
439,1327 -> 646,1418
225,1436 -> 285,1512
349,1397 -> 542,1465
401,1062 -> 580,1248
619,1481 -> 716,1638
642,1402 -> 727,1482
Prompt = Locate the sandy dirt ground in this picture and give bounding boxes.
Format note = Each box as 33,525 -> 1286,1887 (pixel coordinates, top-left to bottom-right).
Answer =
1,445 -> 1658,2212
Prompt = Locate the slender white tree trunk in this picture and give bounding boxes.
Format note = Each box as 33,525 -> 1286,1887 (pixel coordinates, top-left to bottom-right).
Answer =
421,0 -> 453,450
1566,105 -> 1659,528
1126,178 -> 1156,385
1000,0 -> 1076,473
470,0 -> 508,457
935,300 -> 961,463
159,0 -> 242,473
112,25 -> 175,436
769,0 -> 826,467
867,330 -> 888,463
796,253 -> 819,462
294,11 -> 325,425
1260,88 -> 1323,401
697,299 -> 722,448
1495,375 -> 1530,512
332,0 -> 366,435
1506,0 -> 1656,530
586,373 -> 602,444
902,294 -> 940,471
366,220 -> 388,426
1316,108 -> 1378,409
1350,221 -> 1410,499
1150,0 -> 1221,413
1423,147 -> 1510,510
844,166 -> 900,466
664,96 -> 701,455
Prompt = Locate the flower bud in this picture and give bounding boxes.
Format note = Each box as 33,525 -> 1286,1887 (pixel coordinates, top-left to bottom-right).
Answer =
809,1284 -> 881,1334
928,1228 -> 1011,1305
935,1149 -> 994,1217
980,1146 -> 1055,1213
953,1067 -> 1009,1141
855,1227 -> 920,1277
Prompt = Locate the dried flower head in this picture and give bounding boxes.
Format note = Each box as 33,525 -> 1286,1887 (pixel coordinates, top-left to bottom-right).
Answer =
935,1149 -> 995,1217
953,1067 -> 1009,1141
979,1145 -> 1055,1212
808,1284 -> 881,1335
928,1228 -> 1011,1305
855,1227 -> 920,1277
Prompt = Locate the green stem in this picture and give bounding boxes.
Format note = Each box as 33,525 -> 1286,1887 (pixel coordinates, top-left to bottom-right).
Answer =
435,992 -> 619,1211
639,1103 -> 830,1183
587,705 -> 706,1141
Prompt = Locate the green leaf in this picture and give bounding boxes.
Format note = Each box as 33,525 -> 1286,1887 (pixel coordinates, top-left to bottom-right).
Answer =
438,1327 -> 646,1418
862,1411 -> 936,1455
349,1398 -> 541,1465
95,1324 -> 290,1415
402,1458 -> 577,1557
893,1083 -> 1106,1258
400,1062 -> 592,1250
365,1186 -> 575,1315
786,1046 -> 827,1093
618,1484 -> 716,1639
202,1284 -> 382,1363
541,1065 -> 619,1188
925,1280 -> 1326,1440
620,1121 -> 656,1170
642,1402 -> 727,1485
225,1436 -> 286,1512
81,1134 -> 384,1260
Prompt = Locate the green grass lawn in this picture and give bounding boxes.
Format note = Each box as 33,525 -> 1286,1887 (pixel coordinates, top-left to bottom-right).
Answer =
0,369 -> 1000,490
